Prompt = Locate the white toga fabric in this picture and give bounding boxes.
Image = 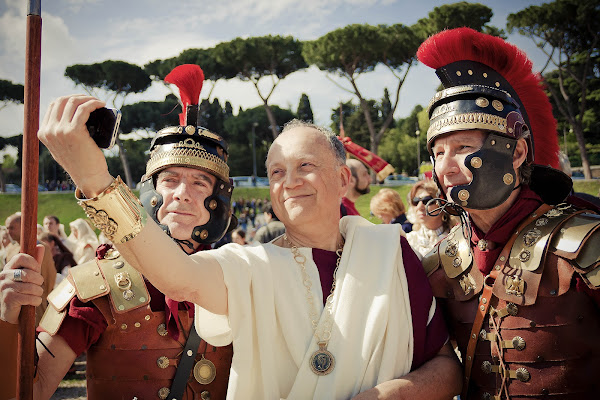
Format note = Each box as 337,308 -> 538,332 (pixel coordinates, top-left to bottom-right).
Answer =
194,216 -> 414,399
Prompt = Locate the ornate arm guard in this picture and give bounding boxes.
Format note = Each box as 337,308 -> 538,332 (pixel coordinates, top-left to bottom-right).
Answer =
76,176 -> 147,243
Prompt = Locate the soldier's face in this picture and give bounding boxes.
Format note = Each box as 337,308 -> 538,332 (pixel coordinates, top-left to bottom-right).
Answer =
155,167 -> 216,242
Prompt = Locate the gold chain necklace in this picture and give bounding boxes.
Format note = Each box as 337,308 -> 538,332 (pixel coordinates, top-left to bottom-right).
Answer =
284,235 -> 343,376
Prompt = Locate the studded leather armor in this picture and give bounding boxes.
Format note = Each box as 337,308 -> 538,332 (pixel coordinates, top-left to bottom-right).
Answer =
422,204 -> 600,399
40,249 -> 233,400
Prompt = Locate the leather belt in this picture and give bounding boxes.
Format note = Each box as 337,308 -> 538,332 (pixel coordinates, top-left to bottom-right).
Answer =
169,324 -> 202,400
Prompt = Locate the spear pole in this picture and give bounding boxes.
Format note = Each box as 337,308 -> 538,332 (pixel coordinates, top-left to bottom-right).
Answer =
18,1 -> 42,398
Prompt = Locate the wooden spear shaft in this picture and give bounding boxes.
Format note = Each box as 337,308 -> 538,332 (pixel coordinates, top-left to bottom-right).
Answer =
18,1 -> 42,399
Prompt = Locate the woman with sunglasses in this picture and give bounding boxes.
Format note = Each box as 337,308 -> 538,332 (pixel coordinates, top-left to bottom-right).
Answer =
406,180 -> 454,258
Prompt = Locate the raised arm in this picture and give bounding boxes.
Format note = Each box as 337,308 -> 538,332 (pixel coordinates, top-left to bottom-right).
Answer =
37,95 -> 227,314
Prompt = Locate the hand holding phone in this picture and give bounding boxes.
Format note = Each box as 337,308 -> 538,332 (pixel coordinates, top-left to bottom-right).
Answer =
86,107 -> 121,149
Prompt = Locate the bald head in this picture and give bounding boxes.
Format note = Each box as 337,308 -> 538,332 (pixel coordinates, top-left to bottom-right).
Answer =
5,213 -> 21,242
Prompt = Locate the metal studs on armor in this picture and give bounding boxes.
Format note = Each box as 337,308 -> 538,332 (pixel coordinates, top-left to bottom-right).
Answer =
201,391 -> 211,400
481,361 -> 492,374
452,256 -> 462,268
523,229 -> 541,247
209,199 -> 217,210
490,139 -> 496,146
158,387 -> 170,399
516,367 -> 530,382
479,329 -> 487,340
456,70 -> 462,76
512,336 -> 526,351
458,189 -> 470,201
157,356 -> 170,369
150,196 -> 158,207
475,98 -> 489,108
518,250 -> 531,262
482,393 -> 491,400
121,324 -> 127,330
477,239 -> 488,251
507,303 -> 518,316
123,289 -> 135,301
185,125 -> 195,135
445,241 -> 458,257
470,157 -> 482,169
104,249 -> 120,259
492,100 -> 504,111
157,323 -> 168,337
503,173 -> 514,185
113,261 -> 124,269
200,229 -> 209,240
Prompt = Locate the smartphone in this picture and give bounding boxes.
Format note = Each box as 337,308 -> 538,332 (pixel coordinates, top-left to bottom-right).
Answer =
86,107 -> 121,149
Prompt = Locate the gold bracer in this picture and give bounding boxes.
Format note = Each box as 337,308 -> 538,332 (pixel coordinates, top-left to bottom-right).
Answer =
76,176 -> 147,243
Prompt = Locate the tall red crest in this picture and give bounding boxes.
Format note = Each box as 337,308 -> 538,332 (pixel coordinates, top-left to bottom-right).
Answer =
165,64 -> 205,125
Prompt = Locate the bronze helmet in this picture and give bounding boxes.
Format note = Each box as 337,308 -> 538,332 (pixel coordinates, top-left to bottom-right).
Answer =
139,64 -> 236,247
417,28 -> 571,210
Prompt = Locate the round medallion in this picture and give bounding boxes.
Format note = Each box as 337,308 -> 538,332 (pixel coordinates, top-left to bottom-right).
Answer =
309,348 -> 335,375
201,391 -> 211,400
470,157 -> 482,169
503,173 -> 514,185
209,199 -> 217,210
506,303 -> 519,316
123,289 -> 135,301
185,125 -> 196,135
157,356 -> 169,369
150,196 -> 158,207
158,387 -> 170,400
157,323 -> 168,337
477,239 -> 488,251
194,356 -> 217,384
475,97 -> 489,108
200,229 -> 209,240
458,189 -> 470,201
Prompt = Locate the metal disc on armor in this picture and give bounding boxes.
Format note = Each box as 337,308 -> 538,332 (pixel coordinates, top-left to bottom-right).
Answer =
194,355 -> 217,385
157,323 -> 168,337
506,303 -> 518,316
123,289 -> 135,301
512,336 -> 526,351
157,356 -> 169,369
481,361 -> 492,374
158,387 -> 170,400
516,367 -> 530,382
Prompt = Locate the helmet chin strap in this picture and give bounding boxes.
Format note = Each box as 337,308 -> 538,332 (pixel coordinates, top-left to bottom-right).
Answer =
173,238 -> 196,252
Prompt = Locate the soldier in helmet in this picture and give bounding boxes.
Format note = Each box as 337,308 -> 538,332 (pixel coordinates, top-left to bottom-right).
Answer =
417,28 -> 600,399
0,65 -> 235,399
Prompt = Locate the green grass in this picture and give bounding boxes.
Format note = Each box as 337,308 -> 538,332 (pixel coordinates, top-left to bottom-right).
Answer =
1,180 -> 598,232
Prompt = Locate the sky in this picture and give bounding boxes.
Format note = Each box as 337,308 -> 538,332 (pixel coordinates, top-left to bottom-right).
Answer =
0,0 -> 549,147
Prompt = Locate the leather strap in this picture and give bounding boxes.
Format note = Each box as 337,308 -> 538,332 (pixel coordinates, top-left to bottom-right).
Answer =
169,324 -> 203,400
461,204 -> 552,398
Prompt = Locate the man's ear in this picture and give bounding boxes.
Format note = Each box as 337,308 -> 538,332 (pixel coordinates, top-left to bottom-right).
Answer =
340,165 -> 351,195
513,138 -> 528,171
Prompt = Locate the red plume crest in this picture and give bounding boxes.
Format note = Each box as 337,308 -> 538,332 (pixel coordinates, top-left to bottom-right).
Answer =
165,64 -> 205,125
417,28 -> 559,168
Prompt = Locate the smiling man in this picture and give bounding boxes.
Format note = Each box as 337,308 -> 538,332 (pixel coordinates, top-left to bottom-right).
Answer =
417,28 -> 600,399
22,103 -> 462,398
0,65 -> 235,400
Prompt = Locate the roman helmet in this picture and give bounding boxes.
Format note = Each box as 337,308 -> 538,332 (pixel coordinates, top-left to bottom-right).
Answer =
417,28 -> 571,210
139,64 -> 236,248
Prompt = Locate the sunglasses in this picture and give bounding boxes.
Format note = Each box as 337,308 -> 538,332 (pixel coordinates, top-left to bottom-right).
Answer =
411,195 -> 434,206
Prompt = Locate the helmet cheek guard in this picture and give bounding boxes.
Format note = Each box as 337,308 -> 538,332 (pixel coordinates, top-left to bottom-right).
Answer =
447,133 -> 517,210
191,179 -> 236,244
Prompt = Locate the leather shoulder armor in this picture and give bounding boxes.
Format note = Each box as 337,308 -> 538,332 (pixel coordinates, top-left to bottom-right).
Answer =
39,249 -> 151,334
551,211 -> 600,289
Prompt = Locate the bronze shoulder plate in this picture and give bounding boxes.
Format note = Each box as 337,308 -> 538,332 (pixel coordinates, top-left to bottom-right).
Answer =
439,225 -> 473,278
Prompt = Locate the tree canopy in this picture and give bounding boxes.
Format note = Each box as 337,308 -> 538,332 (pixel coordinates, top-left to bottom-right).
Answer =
213,35 -> 307,139
507,0 -> 600,178
0,79 -> 24,111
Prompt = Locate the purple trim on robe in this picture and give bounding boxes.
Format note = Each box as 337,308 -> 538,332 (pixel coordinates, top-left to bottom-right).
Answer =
312,237 -> 448,371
